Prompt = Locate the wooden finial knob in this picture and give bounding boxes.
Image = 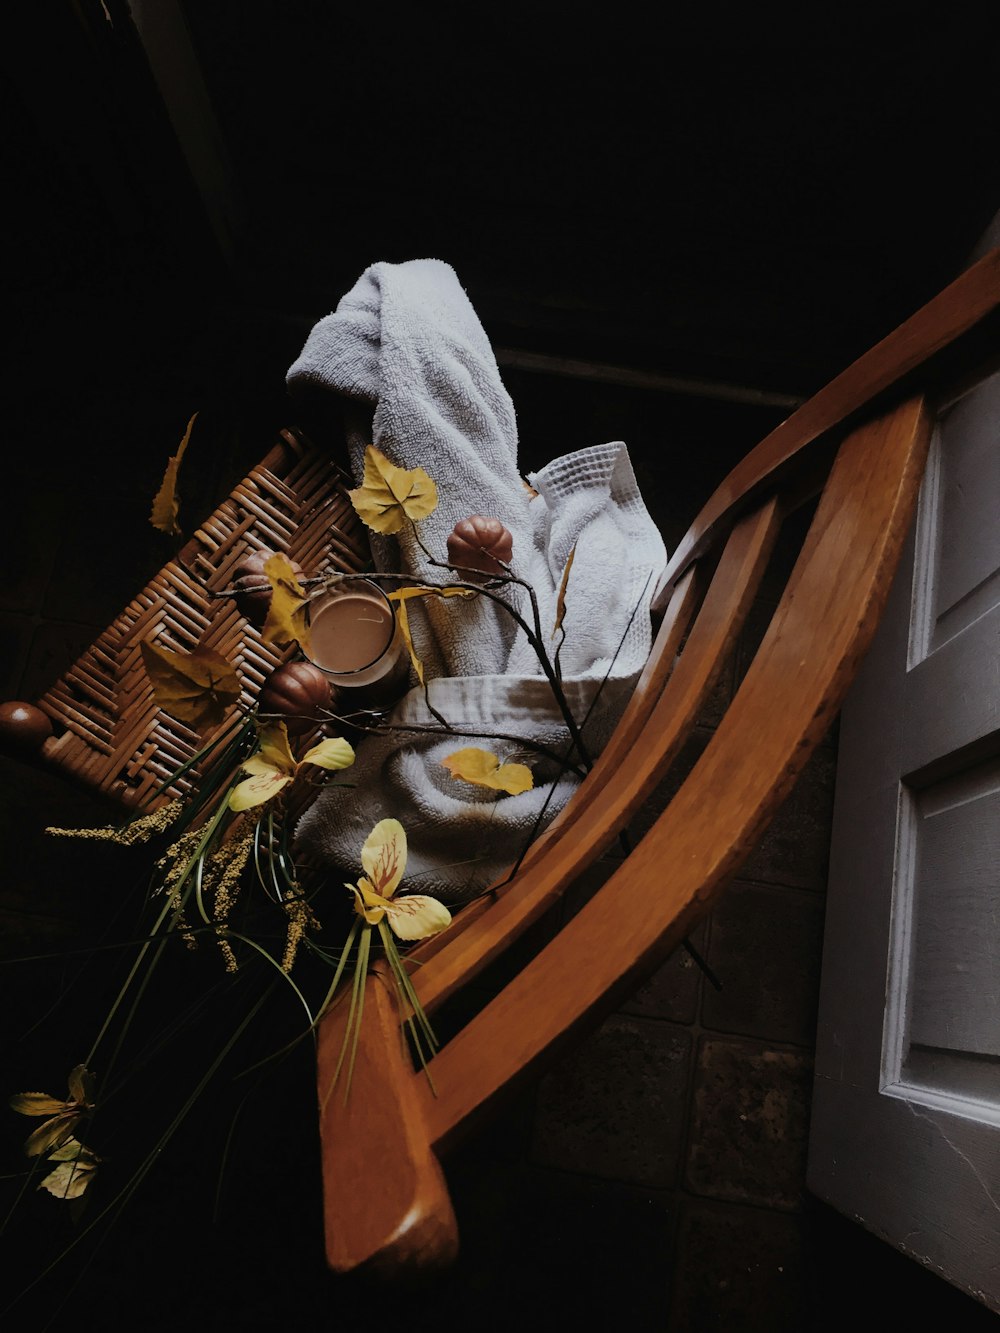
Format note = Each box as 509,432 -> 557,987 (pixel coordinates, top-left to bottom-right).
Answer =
0,701 -> 53,752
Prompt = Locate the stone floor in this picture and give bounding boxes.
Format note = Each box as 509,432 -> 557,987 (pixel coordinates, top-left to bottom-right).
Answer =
1,282 -> 995,1329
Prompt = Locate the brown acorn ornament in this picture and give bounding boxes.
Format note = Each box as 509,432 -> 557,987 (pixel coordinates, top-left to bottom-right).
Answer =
232,550 -> 305,627
258,661 -> 335,735
446,515 -> 514,576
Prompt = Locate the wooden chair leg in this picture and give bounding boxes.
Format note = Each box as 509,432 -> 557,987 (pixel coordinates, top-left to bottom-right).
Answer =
316,967 -> 459,1275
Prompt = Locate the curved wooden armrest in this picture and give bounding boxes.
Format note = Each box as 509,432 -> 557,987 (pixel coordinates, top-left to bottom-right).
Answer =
315,250 -> 1000,1279
317,967 -> 458,1275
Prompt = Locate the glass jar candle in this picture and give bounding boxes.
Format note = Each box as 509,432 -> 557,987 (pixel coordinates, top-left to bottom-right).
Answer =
303,579 -> 410,703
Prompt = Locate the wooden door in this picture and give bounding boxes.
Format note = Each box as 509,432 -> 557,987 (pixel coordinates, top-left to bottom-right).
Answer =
807,361 -> 1000,1310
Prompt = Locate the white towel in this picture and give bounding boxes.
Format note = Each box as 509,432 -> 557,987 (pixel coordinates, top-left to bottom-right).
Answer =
287,259 -> 667,902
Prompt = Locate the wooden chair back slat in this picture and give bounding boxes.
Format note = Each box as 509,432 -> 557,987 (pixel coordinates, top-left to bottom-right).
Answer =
409,497 -> 782,1016
316,964 -> 459,1274
403,564 -> 702,978
661,248 -> 1000,588
422,394 -> 932,1151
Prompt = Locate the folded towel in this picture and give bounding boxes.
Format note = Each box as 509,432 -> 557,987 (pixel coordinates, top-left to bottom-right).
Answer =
287,259 -> 667,902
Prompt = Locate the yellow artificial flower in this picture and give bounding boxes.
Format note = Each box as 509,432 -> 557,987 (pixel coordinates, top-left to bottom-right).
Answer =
229,722 -> 355,812
346,819 -> 451,941
10,1064 -> 95,1158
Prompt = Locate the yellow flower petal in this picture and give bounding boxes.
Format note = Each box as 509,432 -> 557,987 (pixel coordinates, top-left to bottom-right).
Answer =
441,747 -> 534,795
9,1093 -> 71,1117
348,882 -> 386,926
24,1113 -> 78,1158
384,895 -> 452,941
301,737 -> 355,771
241,754 -> 281,777
359,819 -> 407,898
255,722 -> 296,773
66,1064 -> 94,1107
229,770 -> 292,812
393,594 -> 422,686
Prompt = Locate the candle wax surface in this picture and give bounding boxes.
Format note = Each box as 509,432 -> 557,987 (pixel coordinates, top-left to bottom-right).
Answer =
309,593 -> 394,672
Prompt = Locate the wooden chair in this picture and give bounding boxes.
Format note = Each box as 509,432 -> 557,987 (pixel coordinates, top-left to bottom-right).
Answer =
312,250 -> 1000,1276
3,252 -> 998,1282
0,432 -> 368,804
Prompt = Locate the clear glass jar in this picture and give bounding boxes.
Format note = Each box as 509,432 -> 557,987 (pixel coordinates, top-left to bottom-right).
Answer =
303,578 -> 410,704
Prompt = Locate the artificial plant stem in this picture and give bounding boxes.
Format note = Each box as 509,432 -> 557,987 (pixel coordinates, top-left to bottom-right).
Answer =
236,918 -> 362,1081
325,925 -> 369,1107
148,710 -> 251,804
180,782 -> 241,927
222,932 -> 314,1027
379,923 -> 437,1050
85,781 -> 238,1069
5,984 -> 274,1323
84,896 -> 176,1068
322,711 -> 588,779
342,925 -> 371,1101
326,568 -> 593,769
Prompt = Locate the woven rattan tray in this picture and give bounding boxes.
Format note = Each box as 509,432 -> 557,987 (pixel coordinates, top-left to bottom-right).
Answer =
36,428 -> 367,811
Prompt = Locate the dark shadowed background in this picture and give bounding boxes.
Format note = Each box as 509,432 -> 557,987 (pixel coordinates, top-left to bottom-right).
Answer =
2,4 -> 999,1328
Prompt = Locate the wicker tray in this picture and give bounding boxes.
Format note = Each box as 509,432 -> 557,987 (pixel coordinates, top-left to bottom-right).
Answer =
36,429 -> 368,811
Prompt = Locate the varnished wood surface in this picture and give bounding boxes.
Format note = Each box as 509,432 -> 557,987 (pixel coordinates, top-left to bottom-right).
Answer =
403,566 -> 702,976
315,253 -> 996,1274
421,396 -> 931,1151
315,966 -> 458,1274
24,429 -> 367,808
409,500 -> 781,1016
660,248 -> 1000,589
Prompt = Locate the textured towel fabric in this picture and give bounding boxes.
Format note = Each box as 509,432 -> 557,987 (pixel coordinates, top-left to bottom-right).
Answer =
287,259 -> 667,902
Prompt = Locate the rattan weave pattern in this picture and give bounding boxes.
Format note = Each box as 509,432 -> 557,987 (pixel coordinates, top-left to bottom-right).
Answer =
37,429 -> 368,811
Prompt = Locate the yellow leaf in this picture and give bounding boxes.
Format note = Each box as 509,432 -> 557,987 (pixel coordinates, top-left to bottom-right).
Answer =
260,552 -> 312,654
359,819 -> 407,899
150,412 -> 198,537
393,594 -> 422,685
384,894 -> 452,941
139,639 -> 242,733
441,747 -> 534,796
387,585 -> 474,686
301,737 -> 355,771
47,1136 -> 99,1165
348,446 -> 438,534
553,544 -> 576,637
39,1141 -> 99,1200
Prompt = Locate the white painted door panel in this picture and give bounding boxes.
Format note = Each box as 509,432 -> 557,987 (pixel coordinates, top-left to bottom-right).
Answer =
808,368 -> 1000,1312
